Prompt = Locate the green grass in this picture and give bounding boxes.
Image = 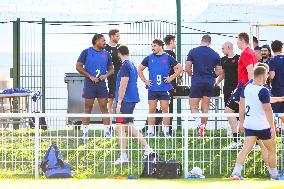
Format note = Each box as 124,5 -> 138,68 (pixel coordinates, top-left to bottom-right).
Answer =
0,129 -> 283,178
0,178 -> 284,189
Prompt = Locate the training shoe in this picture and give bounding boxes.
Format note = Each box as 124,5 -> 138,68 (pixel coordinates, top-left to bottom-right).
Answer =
104,131 -> 112,138
270,174 -> 284,180
164,132 -> 172,138
197,125 -> 205,139
114,156 -> 129,164
225,141 -> 243,150
144,148 -> 154,156
230,174 -> 244,181
82,132 -> 88,141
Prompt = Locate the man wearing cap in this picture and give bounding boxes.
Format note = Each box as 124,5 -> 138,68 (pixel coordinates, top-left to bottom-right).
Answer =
259,44 -> 272,64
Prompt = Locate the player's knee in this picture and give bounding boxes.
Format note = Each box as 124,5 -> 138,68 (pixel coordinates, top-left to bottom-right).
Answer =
84,106 -> 93,113
224,107 -> 232,113
149,107 -> 156,113
201,105 -> 209,113
161,106 -> 168,113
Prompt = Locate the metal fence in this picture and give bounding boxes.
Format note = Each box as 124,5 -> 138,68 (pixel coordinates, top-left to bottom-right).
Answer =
5,19 -> 250,128
0,113 -> 283,179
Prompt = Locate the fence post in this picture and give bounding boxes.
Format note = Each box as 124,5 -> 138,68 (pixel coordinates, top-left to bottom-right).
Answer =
41,18 -> 46,113
34,115 -> 39,179
184,114 -> 189,178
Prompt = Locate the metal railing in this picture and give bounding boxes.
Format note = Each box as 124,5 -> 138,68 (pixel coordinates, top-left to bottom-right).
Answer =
0,113 -> 283,179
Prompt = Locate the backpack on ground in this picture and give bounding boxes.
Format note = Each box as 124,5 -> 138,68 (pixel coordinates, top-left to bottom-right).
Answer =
40,144 -> 72,178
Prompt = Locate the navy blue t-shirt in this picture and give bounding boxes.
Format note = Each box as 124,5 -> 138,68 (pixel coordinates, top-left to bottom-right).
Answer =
186,46 -> 221,84
141,53 -> 178,91
77,47 -> 112,78
269,55 -> 284,96
115,60 -> 140,103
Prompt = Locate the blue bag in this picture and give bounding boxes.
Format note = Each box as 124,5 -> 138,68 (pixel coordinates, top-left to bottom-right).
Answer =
40,144 -> 72,178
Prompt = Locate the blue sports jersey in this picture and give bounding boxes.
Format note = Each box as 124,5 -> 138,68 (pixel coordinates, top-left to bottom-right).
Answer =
186,46 -> 221,84
269,55 -> 284,96
77,47 -> 112,78
115,60 -> 140,103
141,53 -> 178,91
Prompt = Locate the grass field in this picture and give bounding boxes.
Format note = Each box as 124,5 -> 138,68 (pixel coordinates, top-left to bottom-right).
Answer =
0,178 -> 284,189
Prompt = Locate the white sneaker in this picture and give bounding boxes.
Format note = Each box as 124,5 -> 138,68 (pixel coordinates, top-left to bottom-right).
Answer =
114,156 -> 129,164
225,141 -> 242,150
144,147 -> 154,156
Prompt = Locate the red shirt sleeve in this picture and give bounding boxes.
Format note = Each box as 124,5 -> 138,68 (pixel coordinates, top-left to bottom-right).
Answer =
242,52 -> 255,68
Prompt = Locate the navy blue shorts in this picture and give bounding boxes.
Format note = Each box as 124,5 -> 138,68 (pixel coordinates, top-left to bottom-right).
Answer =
148,90 -> 170,100
244,128 -> 271,140
272,102 -> 284,113
82,79 -> 108,99
189,82 -> 214,98
116,102 -> 136,124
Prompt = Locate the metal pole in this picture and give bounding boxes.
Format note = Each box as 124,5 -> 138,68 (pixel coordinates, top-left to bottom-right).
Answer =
184,114 -> 189,178
42,18 -> 46,113
34,115 -> 39,178
12,18 -> 20,88
176,0 -> 182,126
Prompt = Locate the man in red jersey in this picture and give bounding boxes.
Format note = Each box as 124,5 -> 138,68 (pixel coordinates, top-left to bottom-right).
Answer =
224,32 -> 257,149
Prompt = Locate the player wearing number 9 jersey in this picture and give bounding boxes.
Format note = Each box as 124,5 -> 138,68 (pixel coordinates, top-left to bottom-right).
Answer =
138,39 -> 183,137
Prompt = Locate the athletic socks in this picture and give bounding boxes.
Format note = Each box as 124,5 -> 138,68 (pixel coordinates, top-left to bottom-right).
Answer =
194,117 -> 201,127
82,125 -> 88,134
269,167 -> 278,178
147,126 -> 155,134
163,126 -> 169,133
104,125 -> 111,133
232,164 -> 243,176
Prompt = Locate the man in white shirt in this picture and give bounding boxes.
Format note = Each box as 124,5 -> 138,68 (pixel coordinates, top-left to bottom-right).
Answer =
231,66 -> 279,180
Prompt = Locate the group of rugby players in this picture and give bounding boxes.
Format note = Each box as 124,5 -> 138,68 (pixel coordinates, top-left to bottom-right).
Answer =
76,29 -> 284,179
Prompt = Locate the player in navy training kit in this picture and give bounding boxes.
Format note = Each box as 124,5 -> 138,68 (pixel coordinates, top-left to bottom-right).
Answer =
185,35 -> 222,139
269,40 -> 284,124
138,39 -> 183,137
76,33 -> 114,140
114,45 -> 153,164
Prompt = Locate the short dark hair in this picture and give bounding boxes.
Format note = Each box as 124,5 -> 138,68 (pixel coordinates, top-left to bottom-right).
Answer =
117,45 -> 129,55
163,35 -> 175,45
109,29 -> 119,37
254,66 -> 267,78
271,40 -> 283,53
253,36 -> 258,44
238,32 -> 249,44
201,34 -> 211,43
92,33 -> 104,45
152,39 -> 164,47
256,62 -> 269,72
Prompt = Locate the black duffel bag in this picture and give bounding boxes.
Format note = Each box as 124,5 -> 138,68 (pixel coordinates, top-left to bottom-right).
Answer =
173,85 -> 190,96
155,160 -> 182,179
214,85 -> 221,97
